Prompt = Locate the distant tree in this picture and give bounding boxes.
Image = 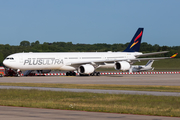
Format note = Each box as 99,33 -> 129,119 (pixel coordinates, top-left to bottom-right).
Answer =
20,41 -> 30,47
153,44 -> 160,52
0,52 -> 4,66
35,40 -> 40,45
31,40 -> 40,47
140,42 -> 153,52
162,46 -> 169,51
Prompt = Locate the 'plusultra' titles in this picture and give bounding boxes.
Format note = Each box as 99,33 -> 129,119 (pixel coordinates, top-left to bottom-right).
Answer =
24,58 -> 63,65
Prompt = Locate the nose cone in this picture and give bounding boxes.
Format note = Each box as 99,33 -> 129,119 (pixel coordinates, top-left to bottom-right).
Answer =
3,59 -> 8,67
3,59 -> 13,68
3,59 -> 15,69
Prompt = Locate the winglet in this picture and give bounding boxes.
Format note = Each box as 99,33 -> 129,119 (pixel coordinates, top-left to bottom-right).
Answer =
170,53 -> 178,58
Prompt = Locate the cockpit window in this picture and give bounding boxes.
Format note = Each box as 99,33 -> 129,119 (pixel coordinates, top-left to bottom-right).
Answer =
6,57 -> 14,60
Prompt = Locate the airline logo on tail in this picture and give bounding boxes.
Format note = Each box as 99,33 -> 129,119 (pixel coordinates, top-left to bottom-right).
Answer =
130,31 -> 143,48
123,28 -> 144,52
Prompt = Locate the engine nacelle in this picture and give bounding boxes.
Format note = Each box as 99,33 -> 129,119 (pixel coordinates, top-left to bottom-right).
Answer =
114,61 -> 130,71
78,64 -> 95,74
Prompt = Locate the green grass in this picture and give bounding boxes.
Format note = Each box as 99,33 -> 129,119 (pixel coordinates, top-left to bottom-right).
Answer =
1,83 -> 180,92
97,58 -> 180,71
152,58 -> 180,69
0,89 -> 180,117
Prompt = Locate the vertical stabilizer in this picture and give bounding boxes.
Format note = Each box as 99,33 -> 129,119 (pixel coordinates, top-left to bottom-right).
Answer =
145,60 -> 154,67
123,28 -> 144,52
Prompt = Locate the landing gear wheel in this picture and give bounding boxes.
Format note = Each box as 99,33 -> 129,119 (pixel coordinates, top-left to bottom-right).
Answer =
96,72 -> 100,76
66,72 -> 69,76
90,73 -> 94,76
66,71 -> 76,76
72,72 -> 76,76
95,72 -> 100,76
80,74 -> 89,76
90,72 -> 100,76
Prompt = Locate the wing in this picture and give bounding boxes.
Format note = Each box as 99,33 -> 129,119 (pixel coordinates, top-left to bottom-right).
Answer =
135,51 -> 169,57
67,53 -> 178,67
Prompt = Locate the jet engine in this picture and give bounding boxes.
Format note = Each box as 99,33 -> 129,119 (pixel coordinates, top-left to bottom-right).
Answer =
114,61 -> 130,71
78,64 -> 95,74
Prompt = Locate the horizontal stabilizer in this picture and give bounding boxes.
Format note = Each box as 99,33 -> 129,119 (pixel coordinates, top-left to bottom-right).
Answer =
133,53 -> 178,61
170,53 -> 178,58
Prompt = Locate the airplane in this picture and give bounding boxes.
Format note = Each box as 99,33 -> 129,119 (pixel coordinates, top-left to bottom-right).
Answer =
129,60 -> 154,72
3,28 -> 178,76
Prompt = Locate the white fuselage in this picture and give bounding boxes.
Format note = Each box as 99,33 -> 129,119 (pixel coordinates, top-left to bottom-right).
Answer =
3,52 -> 142,71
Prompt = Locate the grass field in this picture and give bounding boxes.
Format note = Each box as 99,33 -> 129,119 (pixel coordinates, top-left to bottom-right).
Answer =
0,89 -> 180,117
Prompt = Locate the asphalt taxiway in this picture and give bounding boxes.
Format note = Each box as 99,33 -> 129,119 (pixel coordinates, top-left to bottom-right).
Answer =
1,106 -> 180,120
0,74 -> 180,86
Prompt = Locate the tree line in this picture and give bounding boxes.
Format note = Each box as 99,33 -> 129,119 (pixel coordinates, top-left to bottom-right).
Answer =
0,40 -> 179,66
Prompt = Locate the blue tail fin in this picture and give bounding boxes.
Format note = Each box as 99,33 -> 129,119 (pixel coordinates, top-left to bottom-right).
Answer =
145,60 -> 154,67
123,28 -> 144,52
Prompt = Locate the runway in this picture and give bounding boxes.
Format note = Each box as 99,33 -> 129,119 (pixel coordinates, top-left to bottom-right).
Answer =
0,74 -> 180,86
1,106 -> 179,120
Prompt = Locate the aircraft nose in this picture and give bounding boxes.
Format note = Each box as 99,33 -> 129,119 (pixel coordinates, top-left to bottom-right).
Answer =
3,60 -> 8,67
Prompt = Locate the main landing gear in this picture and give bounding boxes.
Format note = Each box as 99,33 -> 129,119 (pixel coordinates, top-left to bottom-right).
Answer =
66,71 -> 100,76
66,71 -> 76,76
90,72 -> 100,76
80,72 -> 100,76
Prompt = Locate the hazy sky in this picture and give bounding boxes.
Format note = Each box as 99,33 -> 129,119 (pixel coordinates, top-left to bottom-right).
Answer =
0,0 -> 180,46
